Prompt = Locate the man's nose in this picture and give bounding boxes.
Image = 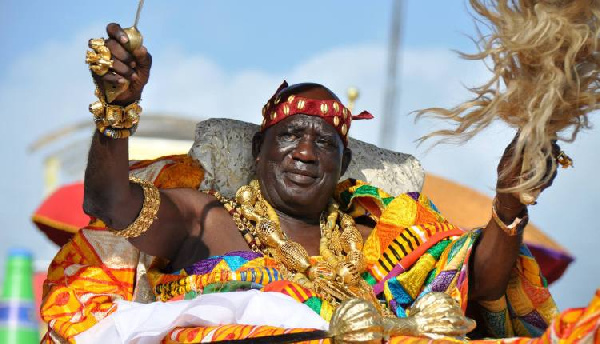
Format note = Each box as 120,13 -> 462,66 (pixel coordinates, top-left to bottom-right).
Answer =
292,137 -> 317,164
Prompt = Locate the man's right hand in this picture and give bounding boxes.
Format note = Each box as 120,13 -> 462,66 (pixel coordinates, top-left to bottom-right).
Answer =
92,23 -> 152,106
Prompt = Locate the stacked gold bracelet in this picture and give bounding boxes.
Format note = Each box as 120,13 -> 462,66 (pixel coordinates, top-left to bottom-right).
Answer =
89,87 -> 142,139
110,177 -> 160,238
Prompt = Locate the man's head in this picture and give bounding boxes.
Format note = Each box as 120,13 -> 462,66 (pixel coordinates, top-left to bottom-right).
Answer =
252,83 -> 354,221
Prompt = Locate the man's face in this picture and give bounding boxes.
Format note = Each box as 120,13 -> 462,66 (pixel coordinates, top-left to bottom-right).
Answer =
255,114 -> 350,220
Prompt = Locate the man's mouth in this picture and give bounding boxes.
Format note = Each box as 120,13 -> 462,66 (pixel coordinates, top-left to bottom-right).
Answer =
284,169 -> 318,186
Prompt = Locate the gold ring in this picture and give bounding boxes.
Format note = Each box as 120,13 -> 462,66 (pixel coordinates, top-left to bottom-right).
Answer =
85,38 -> 113,76
556,151 -> 573,168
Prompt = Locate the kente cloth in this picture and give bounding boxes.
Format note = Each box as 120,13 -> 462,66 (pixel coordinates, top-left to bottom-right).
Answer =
41,177 -> 596,343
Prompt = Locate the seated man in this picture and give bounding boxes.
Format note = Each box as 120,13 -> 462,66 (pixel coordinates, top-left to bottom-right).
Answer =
42,23 -> 562,343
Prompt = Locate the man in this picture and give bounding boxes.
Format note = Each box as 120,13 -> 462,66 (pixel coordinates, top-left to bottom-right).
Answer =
42,23 -> 558,342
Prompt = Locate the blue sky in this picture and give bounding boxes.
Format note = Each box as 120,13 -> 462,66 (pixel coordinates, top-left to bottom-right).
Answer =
1,0 -> 598,310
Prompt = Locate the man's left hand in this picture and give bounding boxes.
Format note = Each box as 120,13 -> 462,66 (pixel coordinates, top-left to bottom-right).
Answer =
495,134 -> 560,220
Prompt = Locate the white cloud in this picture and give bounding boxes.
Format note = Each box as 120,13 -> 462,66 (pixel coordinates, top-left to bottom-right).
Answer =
1,32 -> 599,309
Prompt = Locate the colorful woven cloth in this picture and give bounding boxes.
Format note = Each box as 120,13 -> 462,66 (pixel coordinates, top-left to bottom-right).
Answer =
41,177 -> 598,343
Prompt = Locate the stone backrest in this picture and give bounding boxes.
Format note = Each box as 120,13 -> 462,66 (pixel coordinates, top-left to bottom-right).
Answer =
189,118 -> 424,198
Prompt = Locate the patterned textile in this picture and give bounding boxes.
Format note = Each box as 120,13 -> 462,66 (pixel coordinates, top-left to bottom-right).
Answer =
41,178 -> 598,343
260,80 -> 374,147
162,325 -> 328,344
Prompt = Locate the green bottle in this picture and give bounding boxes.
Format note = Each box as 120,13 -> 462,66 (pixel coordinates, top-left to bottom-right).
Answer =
0,248 -> 39,343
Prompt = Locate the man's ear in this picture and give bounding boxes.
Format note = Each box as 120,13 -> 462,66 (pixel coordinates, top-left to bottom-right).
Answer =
341,148 -> 352,176
252,132 -> 264,161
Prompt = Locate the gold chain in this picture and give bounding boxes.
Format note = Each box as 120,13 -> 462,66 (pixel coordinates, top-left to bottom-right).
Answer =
212,180 -> 389,314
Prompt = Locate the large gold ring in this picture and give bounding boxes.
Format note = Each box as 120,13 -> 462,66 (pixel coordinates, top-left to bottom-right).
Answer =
85,38 -> 113,76
556,151 -> 573,168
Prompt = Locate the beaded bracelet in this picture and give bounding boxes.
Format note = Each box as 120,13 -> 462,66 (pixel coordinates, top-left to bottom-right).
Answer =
491,198 -> 528,236
89,87 -> 142,139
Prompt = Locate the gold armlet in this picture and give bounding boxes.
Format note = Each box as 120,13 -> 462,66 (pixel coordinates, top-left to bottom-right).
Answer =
89,87 -> 142,139
491,198 -> 528,236
110,177 -> 160,238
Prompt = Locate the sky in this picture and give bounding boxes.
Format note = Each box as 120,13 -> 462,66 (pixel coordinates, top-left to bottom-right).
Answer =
1,0 -> 599,310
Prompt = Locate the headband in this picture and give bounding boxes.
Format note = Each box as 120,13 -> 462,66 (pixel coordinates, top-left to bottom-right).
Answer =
260,81 -> 374,147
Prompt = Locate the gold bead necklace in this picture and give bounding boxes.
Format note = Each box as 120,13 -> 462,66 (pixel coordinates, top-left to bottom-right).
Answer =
212,180 -> 386,313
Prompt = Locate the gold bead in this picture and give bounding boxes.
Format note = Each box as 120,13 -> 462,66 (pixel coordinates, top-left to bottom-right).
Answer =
284,104 -> 290,116
287,95 -> 295,103
320,103 -> 329,114
277,241 -> 311,272
341,123 -> 348,136
333,116 -> 340,127
235,185 -> 256,204
297,99 -> 305,109
256,220 -> 285,246
343,108 -> 348,119
271,112 -> 277,120
342,230 -> 363,252
340,214 -> 355,228
333,102 -> 340,112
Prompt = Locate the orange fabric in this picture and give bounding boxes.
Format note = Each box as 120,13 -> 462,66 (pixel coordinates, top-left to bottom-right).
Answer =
130,154 -> 204,189
41,229 -> 138,342
162,325 -> 328,343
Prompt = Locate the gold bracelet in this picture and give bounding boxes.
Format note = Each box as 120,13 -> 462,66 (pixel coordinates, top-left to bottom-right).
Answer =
110,177 -> 160,238
89,87 -> 142,139
491,198 -> 528,236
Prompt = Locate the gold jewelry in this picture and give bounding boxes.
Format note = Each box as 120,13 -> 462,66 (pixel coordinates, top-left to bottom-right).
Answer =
214,180 -> 387,315
329,292 -> 475,341
85,38 -> 113,76
557,150 -> 573,168
110,177 -> 160,238
89,87 -> 141,139
491,198 -> 528,236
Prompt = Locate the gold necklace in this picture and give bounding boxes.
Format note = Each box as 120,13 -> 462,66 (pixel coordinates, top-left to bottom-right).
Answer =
212,180 -> 387,313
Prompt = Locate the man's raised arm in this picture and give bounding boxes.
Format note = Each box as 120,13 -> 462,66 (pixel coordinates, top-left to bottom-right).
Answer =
469,137 -> 558,301
82,23 -> 192,261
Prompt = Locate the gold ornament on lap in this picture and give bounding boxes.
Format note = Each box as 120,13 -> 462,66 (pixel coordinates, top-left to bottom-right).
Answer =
329,292 -> 475,342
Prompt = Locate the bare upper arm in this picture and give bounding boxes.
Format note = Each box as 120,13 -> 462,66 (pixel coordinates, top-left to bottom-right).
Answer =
128,188 -> 249,270
127,188 -> 211,261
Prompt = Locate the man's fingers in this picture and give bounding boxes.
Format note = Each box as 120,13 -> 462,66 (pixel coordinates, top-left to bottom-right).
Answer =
105,39 -> 134,65
132,46 -> 152,69
111,59 -> 134,79
100,72 -> 127,86
106,23 -> 128,44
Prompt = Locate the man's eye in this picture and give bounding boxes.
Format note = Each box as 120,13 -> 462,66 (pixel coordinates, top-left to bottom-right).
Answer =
318,138 -> 336,147
281,133 -> 297,141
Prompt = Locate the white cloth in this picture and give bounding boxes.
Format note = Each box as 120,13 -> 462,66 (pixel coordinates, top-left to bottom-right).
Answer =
74,290 -> 329,344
